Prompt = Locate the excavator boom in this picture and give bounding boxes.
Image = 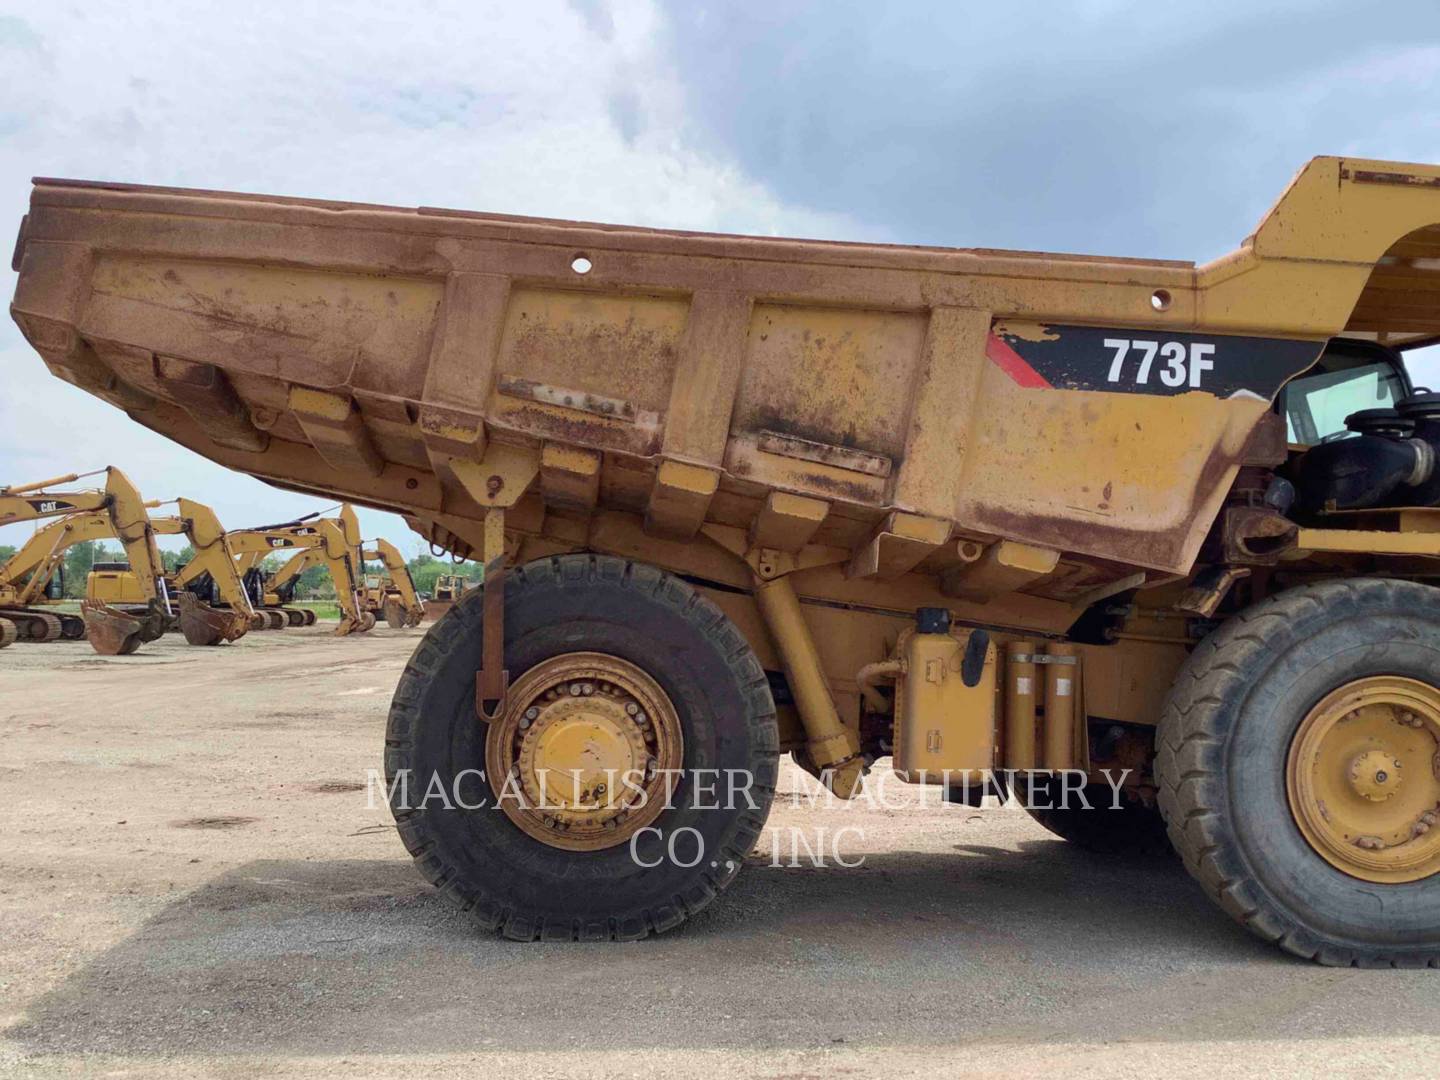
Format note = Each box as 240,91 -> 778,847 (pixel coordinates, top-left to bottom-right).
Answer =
0,467 -> 169,652
362,538 -> 424,627
226,513 -> 370,634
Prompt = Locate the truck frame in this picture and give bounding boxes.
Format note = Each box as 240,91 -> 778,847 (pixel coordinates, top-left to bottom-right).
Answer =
11,157 -> 1440,964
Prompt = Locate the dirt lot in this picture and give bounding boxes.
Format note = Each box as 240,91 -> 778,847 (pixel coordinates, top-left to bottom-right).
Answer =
1,624 -> 1438,1078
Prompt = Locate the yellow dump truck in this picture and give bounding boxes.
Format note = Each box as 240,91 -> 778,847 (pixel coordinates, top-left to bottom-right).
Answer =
12,158 -> 1440,964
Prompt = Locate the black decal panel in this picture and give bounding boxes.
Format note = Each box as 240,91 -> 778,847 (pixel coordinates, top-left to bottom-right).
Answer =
989,322 -> 1325,400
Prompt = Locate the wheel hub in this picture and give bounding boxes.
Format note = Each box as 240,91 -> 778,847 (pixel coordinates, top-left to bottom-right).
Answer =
486,652 -> 683,851
1287,676 -> 1440,883
1348,748 -> 1402,802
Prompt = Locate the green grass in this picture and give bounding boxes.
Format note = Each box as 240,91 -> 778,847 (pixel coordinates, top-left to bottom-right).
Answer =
48,598 -> 344,620
293,600 -> 342,620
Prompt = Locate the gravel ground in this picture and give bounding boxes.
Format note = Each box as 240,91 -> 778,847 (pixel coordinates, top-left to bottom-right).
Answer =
1,624 -> 1437,1078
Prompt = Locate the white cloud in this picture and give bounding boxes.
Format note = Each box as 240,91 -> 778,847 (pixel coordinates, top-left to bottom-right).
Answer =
0,0 -> 873,551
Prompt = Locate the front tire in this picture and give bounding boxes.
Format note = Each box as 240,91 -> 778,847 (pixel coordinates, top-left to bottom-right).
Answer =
1157,578 -> 1440,966
386,554 -> 779,941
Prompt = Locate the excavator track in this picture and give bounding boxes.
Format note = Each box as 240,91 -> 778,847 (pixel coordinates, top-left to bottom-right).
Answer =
0,608 -> 69,643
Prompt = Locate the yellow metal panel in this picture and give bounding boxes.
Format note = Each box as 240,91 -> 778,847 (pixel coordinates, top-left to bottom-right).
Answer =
1295,527 -> 1440,557
540,443 -> 601,511
750,491 -> 830,552
645,460 -> 720,540
733,304 -> 928,462
941,540 -> 1061,601
495,286 -> 689,415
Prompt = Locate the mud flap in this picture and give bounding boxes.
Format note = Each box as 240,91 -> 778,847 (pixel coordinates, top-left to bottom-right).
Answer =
178,592 -> 249,646
81,599 -> 144,656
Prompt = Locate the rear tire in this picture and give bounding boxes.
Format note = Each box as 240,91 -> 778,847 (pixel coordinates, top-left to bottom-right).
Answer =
386,554 -> 778,941
1156,578 -> 1440,966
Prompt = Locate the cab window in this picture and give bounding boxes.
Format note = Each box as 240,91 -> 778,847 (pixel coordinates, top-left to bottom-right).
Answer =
1280,348 -> 1409,445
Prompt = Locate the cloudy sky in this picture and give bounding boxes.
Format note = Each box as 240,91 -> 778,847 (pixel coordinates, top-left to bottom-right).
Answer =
2,0 -> 1439,552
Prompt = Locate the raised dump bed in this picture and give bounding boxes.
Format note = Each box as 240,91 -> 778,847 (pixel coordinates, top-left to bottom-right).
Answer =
12,157 -> 1440,964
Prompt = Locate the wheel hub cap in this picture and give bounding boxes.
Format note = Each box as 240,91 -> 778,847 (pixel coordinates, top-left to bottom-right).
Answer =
485,652 -> 683,852
1287,676 -> 1440,883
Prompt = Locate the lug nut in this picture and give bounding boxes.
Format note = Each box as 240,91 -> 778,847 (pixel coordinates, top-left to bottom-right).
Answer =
625,703 -> 639,716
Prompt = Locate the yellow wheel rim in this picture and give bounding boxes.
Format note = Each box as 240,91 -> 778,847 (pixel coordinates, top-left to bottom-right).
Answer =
485,652 -> 683,852
1287,676 -> 1440,884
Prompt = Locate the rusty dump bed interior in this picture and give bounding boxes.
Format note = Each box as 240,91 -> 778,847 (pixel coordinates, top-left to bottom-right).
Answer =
10,156 -> 1440,621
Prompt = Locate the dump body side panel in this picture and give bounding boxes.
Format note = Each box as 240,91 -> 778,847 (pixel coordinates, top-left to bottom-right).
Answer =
10,158 -> 1440,664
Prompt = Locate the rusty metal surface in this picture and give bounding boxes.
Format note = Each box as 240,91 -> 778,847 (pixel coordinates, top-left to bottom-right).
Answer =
10,154 -> 1440,647
80,599 -> 143,656
177,591 -> 248,646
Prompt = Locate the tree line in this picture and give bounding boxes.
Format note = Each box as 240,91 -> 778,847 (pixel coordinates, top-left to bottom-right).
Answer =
0,542 -> 484,600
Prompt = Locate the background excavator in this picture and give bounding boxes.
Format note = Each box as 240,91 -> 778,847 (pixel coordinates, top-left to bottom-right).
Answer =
10,497 -> 256,647
0,504 -> 156,640
361,539 -> 424,628
0,467 -> 169,654
150,499 -> 258,645
226,507 -> 373,635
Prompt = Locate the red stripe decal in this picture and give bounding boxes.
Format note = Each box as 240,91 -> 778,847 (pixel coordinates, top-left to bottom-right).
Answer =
985,332 -> 1051,389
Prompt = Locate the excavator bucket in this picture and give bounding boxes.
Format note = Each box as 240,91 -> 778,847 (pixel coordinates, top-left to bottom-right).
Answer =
382,597 -> 406,629
405,605 -> 424,628
0,617 -> 16,649
334,609 -> 376,637
178,591 -> 249,646
81,599 -> 144,656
